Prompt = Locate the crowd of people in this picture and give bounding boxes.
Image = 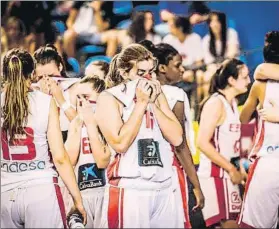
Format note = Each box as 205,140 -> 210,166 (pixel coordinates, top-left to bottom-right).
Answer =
1,1 -> 279,229
1,1 -> 242,112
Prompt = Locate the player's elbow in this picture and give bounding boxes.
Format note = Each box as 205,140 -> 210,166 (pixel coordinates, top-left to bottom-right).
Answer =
53,151 -> 68,165
112,143 -> 129,154
171,135 -> 183,147
96,158 -> 110,169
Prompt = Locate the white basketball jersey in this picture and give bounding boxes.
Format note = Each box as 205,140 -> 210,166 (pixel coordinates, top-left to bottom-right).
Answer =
1,91 -> 57,192
162,85 -> 196,156
250,81 -> 279,158
106,80 -> 173,186
74,103 -> 106,193
198,93 -> 241,179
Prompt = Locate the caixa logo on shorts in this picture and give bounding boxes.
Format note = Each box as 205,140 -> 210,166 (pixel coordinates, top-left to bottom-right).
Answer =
1,160 -> 46,173
138,138 -> 163,167
267,145 -> 279,153
78,163 -> 105,191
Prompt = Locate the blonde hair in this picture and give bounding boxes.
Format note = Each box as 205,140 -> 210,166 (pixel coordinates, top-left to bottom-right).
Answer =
2,48 -> 34,142
105,44 -> 154,88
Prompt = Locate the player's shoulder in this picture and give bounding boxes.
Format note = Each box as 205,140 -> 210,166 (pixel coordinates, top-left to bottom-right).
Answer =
204,94 -> 224,111
162,85 -> 185,101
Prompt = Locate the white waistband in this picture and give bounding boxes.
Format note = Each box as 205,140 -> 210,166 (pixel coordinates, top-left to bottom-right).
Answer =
109,177 -> 172,190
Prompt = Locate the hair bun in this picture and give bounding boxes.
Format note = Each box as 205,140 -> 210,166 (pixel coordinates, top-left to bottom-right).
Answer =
139,40 -> 156,53
45,44 -> 58,52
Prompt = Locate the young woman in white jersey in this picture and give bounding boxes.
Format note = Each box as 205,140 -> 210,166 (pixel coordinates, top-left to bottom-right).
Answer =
140,40 -> 205,228
1,48 -> 86,228
95,44 -> 183,228
238,31 -> 279,229
33,44 -> 79,142
65,76 -> 110,228
197,58 -> 250,228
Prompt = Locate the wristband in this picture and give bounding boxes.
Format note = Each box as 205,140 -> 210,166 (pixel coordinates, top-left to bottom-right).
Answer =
60,101 -> 71,112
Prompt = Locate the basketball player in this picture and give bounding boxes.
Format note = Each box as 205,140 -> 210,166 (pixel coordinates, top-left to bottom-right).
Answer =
197,59 -> 250,228
140,40 -> 205,228
85,60 -> 109,80
65,76 -> 110,228
95,44 -> 183,228
33,44 -> 79,141
1,48 -> 86,228
238,31 -> 279,229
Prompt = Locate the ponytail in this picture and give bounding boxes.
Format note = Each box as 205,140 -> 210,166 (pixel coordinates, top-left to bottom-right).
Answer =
3,54 -> 31,142
198,58 -> 245,122
105,54 -> 123,88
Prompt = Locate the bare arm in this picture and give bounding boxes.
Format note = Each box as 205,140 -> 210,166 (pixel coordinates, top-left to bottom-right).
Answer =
254,63 -> 279,80
173,102 -> 200,188
85,116 -> 111,169
226,42 -> 239,59
151,92 -> 183,146
240,82 -> 260,123
47,98 -> 86,222
96,91 -> 148,154
64,115 -> 83,166
197,97 -> 236,173
173,101 -> 204,209
66,8 -> 79,29
91,2 -> 110,32
48,78 -> 77,121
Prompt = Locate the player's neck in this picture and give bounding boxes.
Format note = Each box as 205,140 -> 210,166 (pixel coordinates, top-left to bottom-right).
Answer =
218,88 -> 236,105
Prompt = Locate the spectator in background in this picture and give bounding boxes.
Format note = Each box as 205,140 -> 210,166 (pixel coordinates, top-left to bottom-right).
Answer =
1,27 -> 8,54
2,1 -> 53,50
118,11 -> 161,48
160,2 -> 210,26
163,16 -> 204,83
3,17 -> 36,54
164,16 -> 203,68
188,2 -> 211,25
84,60 -> 109,80
63,1 -> 118,58
199,11 -> 240,99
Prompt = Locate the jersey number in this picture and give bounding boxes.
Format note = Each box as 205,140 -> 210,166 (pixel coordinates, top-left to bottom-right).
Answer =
2,127 -> 36,160
82,137 -> 91,154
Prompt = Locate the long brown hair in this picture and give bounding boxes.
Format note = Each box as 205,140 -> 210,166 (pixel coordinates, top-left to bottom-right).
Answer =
2,48 -> 35,142
105,44 -> 154,88
198,58 -> 245,122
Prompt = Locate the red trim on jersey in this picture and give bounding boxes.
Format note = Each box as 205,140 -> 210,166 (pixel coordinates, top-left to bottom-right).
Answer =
237,158 -> 260,225
108,186 -> 124,229
107,154 -> 121,186
205,178 -> 226,227
210,127 -> 221,177
53,177 -> 67,229
120,189 -> 124,228
252,120 -> 265,157
173,156 -> 191,228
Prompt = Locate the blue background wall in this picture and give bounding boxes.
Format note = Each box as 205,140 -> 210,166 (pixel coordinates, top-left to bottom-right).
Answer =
158,1 -> 279,70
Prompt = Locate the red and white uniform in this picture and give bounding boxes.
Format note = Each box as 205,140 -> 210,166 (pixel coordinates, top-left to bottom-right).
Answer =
197,93 -> 242,227
69,102 -> 106,228
238,81 -> 279,228
100,80 -> 178,228
162,85 -> 194,228
1,91 -> 67,228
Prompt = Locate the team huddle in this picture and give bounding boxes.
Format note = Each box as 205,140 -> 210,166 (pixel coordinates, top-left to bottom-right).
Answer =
1,31 -> 279,229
